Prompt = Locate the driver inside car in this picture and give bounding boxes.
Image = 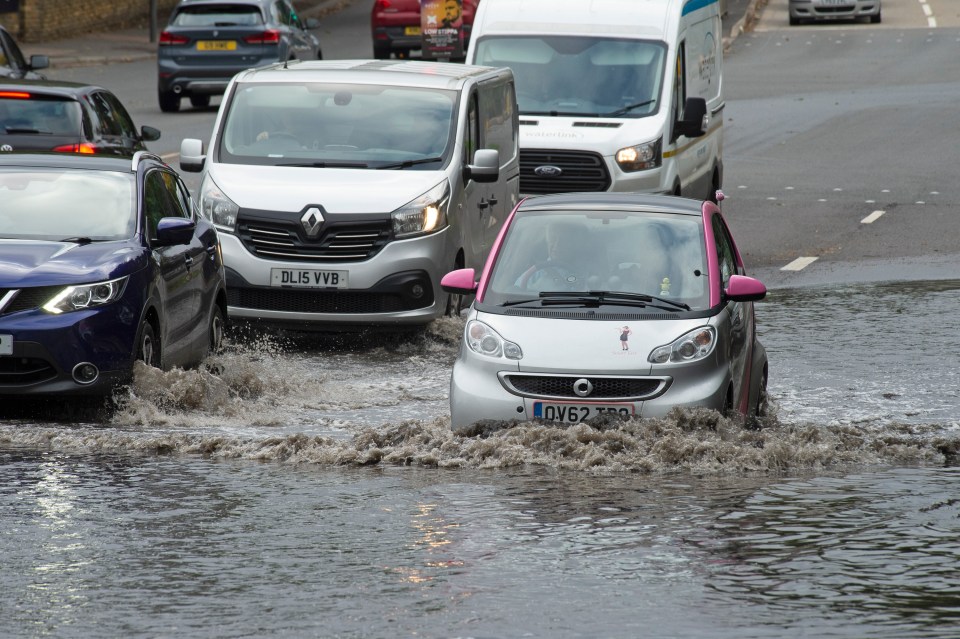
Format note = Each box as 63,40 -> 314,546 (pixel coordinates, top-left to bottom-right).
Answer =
517,220 -> 600,291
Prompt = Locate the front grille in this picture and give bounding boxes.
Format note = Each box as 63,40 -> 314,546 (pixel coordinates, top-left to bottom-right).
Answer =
228,288 -> 427,314
520,149 -> 611,194
503,374 -> 665,400
0,287 -> 61,315
0,357 -> 57,385
237,219 -> 391,262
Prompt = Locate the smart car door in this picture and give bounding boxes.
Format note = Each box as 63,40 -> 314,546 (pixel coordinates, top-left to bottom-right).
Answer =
712,212 -> 750,407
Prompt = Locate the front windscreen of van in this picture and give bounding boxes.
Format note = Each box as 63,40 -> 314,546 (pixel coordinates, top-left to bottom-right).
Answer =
473,36 -> 666,118
217,82 -> 458,169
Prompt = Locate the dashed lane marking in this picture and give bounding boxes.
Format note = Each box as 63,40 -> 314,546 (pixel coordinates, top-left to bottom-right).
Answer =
861,210 -> 885,224
781,256 -> 818,271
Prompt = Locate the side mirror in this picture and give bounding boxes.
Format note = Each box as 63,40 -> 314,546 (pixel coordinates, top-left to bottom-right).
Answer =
180,138 -> 205,173
465,149 -> 499,184
29,55 -> 49,71
724,274 -> 766,302
306,18 -> 320,29
441,267 -> 478,295
675,97 -> 707,138
155,217 -> 196,247
140,125 -> 161,142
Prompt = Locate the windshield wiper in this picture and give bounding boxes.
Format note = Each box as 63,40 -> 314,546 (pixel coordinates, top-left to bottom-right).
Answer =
276,161 -> 369,168
377,156 -> 444,170
521,110 -> 593,117
59,236 -> 95,245
603,99 -> 657,118
3,127 -> 49,134
502,290 -> 689,311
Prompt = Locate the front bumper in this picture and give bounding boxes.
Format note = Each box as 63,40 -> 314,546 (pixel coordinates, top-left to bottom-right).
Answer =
789,0 -> 880,20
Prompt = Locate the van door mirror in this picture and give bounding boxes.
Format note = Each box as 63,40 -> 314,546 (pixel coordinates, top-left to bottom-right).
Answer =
675,97 -> 708,138
180,138 -> 206,173
465,149 -> 499,184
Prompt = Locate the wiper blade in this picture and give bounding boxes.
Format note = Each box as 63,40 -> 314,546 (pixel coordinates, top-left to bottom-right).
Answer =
377,156 -> 444,170
521,110 -> 593,117
59,236 -> 95,245
538,290 -> 690,311
276,161 -> 369,168
603,99 -> 657,117
3,127 -> 48,134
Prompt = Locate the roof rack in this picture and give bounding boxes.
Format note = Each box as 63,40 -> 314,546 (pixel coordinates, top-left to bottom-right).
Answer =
130,151 -> 165,171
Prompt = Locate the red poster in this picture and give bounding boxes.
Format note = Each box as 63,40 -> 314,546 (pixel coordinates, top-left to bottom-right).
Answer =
421,0 -> 463,60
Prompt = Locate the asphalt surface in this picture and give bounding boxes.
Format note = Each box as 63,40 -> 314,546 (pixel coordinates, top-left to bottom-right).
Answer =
23,0 -> 760,69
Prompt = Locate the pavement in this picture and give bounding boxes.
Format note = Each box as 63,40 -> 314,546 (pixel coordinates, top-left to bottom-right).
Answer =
23,0 -> 762,69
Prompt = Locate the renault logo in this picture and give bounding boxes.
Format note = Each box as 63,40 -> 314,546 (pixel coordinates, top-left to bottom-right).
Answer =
534,165 -> 563,177
573,378 -> 594,397
300,207 -> 325,238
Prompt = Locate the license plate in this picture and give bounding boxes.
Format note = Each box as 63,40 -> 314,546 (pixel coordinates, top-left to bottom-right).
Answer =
0,334 -> 12,356
404,26 -> 421,36
270,268 -> 348,289
533,401 -> 634,424
196,40 -> 237,51
818,0 -> 852,5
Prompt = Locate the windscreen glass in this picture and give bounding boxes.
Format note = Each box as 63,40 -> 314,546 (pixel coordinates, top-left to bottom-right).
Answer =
473,36 -> 666,118
0,96 -> 83,136
218,82 -> 457,169
171,5 -> 265,27
0,168 -> 135,240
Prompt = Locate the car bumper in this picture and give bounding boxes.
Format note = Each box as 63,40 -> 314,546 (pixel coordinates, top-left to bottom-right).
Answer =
789,1 -> 880,20
158,56 -> 281,94
218,230 -> 451,328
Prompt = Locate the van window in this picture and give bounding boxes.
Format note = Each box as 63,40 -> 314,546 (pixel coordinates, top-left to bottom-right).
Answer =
671,41 -> 687,142
473,36 -> 666,118
478,80 -> 517,165
218,82 -> 458,169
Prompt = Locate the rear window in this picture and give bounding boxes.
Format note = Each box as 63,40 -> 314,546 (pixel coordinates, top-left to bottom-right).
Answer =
0,96 -> 83,136
170,4 -> 264,27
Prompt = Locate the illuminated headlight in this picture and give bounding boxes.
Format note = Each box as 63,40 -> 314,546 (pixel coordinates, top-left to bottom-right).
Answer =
199,174 -> 239,233
466,320 -> 522,360
42,277 -> 128,314
615,137 -> 662,172
648,326 -> 716,364
392,180 -> 450,239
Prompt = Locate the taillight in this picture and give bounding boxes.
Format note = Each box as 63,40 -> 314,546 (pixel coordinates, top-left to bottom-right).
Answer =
159,31 -> 189,45
0,91 -> 31,99
244,29 -> 281,44
53,144 -> 97,154
374,0 -> 392,9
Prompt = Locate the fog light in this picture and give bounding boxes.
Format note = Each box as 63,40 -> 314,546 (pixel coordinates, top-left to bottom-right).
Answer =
411,284 -> 425,298
72,362 -> 99,385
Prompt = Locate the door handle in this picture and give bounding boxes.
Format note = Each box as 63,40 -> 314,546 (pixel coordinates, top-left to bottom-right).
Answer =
478,199 -> 490,210
184,255 -> 195,268
488,196 -> 498,206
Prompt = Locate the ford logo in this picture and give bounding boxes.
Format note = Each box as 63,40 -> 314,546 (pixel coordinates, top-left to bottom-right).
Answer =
534,165 -> 563,177
0,144 -> 12,152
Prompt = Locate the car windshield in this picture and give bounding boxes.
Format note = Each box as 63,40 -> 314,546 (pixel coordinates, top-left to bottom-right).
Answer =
0,96 -> 83,136
484,209 -> 710,310
472,36 -> 666,118
218,82 -> 457,169
170,5 -> 264,27
0,168 -> 135,241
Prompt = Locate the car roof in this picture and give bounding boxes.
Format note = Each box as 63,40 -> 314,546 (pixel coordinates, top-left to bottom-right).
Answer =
0,79 -> 105,97
0,152 -> 150,173
174,0 -> 270,7
517,192 -> 705,217
233,59 -> 506,90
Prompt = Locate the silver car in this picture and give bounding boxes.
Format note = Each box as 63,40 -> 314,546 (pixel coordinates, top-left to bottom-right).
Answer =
789,0 -> 881,25
440,192 -> 769,433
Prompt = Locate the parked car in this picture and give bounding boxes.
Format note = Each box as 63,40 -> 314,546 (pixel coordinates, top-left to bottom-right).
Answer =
0,80 -> 161,155
371,0 -> 478,60
158,0 -> 323,112
0,24 -> 48,80
789,0 -> 881,25
0,152 -> 227,396
440,192 -> 768,432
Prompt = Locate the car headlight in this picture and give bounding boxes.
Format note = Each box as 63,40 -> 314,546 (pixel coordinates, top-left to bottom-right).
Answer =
199,174 -> 240,233
648,326 -> 716,364
392,180 -> 450,239
615,137 -> 662,172
465,320 -> 522,360
42,276 -> 128,314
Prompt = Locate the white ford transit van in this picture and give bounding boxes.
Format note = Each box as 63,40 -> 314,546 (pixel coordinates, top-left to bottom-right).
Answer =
466,0 -> 723,200
180,60 -> 520,330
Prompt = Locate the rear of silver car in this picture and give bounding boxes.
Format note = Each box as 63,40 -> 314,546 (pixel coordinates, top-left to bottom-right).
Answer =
789,0 -> 881,24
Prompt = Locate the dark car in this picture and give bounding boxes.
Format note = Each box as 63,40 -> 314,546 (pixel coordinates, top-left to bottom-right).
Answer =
0,152 -> 228,395
0,80 -> 161,155
371,0 -> 478,60
157,0 -> 322,112
0,24 -> 48,80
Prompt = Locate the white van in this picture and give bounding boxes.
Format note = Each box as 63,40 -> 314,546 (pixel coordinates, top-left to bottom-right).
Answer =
179,60 -> 520,330
466,0 -> 723,200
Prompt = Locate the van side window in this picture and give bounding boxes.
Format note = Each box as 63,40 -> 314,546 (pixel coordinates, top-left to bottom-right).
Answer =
672,41 -> 687,142
464,91 -> 479,164
478,80 -> 517,165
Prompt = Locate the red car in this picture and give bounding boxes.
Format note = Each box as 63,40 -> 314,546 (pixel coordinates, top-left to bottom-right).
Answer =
371,0 -> 478,60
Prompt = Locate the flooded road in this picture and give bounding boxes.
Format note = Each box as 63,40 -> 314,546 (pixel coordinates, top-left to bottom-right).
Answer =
2,280 -> 959,638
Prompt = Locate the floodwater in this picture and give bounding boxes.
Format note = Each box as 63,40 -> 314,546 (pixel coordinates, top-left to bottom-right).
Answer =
2,280 -> 959,638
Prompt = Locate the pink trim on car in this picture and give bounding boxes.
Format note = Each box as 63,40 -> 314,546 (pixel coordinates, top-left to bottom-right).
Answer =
474,197 -> 526,302
701,200 -> 722,307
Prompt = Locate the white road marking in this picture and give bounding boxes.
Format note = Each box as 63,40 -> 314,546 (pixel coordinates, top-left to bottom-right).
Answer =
782,256 -> 818,271
919,0 -> 937,27
861,210 -> 885,224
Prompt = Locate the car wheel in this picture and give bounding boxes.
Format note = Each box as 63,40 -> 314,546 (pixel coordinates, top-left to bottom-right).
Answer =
789,15 -> 800,25
136,320 -> 161,368
159,90 -> 180,113
445,255 -> 466,317
189,95 -> 210,108
316,48 -> 323,60
208,304 -> 226,355
755,368 -> 769,418
870,12 -> 881,23
373,43 -> 390,59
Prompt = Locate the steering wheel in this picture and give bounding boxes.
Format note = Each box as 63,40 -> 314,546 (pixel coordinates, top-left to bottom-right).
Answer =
521,261 -> 581,290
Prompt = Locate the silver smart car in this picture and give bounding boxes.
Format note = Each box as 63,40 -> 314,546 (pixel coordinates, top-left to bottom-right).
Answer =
789,0 -> 881,25
440,192 -> 769,432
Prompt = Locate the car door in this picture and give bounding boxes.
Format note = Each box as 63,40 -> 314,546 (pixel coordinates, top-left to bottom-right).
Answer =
275,0 -> 312,59
712,211 -> 750,409
0,29 -> 27,79
99,90 -> 146,152
461,89 -> 491,268
477,78 -> 519,254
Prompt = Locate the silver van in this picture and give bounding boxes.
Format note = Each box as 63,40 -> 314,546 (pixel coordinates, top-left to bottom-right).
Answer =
180,60 -> 520,330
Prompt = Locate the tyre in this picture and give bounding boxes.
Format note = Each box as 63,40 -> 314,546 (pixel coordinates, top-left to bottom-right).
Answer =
870,12 -> 881,23
789,15 -> 800,25
444,255 -> 466,317
159,90 -> 180,113
316,48 -> 323,60
755,369 -> 769,418
208,304 -> 226,356
189,95 -> 210,108
135,320 -> 160,368
373,43 -> 390,60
